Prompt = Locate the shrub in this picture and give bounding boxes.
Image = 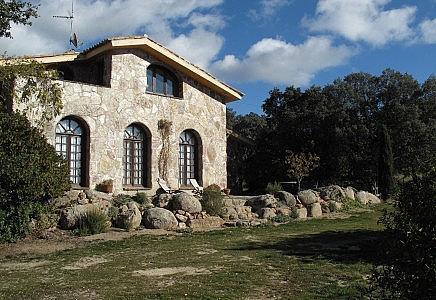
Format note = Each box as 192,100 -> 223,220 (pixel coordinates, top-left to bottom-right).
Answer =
369,170 -> 436,299
0,203 -> 34,242
0,112 -> 70,207
204,184 -> 222,192
340,197 -> 365,211
0,112 -> 70,242
265,182 -> 283,195
107,206 -> 119,222
271,215 -> 292,223
133,192 -> 151,205
113,194 -> 134,207
75,208 -> 109,236
200,190 -> 224,216
290,206 -> 299,219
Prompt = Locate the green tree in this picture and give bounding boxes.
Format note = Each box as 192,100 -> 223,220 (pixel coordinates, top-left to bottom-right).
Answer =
0,59 -> 63,126
227,108 -> 266,194
0,2 -> 69,242
370,168 -> 436,299
0,0 -> 38,38
377,125 -> 395,200
284,151 -> 320,191
0,112 -> 70,242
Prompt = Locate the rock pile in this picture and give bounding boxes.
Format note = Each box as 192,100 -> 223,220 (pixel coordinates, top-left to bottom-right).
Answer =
52,184 -> 381,232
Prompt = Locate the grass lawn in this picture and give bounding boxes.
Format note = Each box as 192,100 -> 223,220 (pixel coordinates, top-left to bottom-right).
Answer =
0,206 -> 386,299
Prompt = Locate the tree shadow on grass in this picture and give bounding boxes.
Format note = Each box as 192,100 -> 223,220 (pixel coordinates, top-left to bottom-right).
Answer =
234,230 -> 386,264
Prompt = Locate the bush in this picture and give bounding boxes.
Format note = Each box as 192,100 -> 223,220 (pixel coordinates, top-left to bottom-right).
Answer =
290,206 -> 299,219
113,194 -> 134,207
75,208 -> 109,236
340,197 -> 364,211
204,184 -> 222,192
107,206 -> 119,222
369,170 -> 436,299
271,215 -> 292,223
265,181 -> 283,194
133,192 -> 151,205
200,190 -> 224,216
0,112 -> 70,206
0,112 -> 70,242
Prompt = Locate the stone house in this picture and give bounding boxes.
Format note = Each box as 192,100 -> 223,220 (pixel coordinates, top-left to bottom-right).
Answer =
24,36 -> 243,194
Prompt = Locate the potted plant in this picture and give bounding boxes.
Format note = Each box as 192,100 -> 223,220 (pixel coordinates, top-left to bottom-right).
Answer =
98,179 -> 114,193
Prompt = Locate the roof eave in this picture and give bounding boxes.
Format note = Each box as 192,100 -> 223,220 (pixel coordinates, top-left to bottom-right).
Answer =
95,38 -> 244,102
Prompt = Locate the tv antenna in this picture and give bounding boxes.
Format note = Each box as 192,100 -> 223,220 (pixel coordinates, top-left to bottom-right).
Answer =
53,0 -> 81,48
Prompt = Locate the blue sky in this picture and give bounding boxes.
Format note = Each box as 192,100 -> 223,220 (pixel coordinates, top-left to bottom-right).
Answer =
1,0 -> 435,115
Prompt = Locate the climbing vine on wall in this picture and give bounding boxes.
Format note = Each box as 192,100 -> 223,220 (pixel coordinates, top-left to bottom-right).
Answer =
158,119 -> 172,181
0,57 -> 63,126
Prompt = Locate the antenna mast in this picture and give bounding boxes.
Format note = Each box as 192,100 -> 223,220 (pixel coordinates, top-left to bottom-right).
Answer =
53,0 -> 79,48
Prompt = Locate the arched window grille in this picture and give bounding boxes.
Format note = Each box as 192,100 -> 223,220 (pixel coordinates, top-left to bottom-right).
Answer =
179,130 -> 199,186
146,65 -> 179,97
55,117 -> 87,186
123,124 -> 147,186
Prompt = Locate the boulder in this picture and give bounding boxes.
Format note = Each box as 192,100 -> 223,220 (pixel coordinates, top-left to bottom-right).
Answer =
356,191 -> 381,205
247,194 -> 278,210
328,201 -> 342,212
116,201 -> 142,230
320,202 -> 330,214
221,207 -> 238,220
178,222 -> 187,229
274,191 -> 297,207
238,212 -> 249,220
276,207 -> 291,216
142,208 -> 178,230
295,207 -> 307,219
259,208 -> 276,219
84,190 -> 112,201
49,195 -> 74,209
308,203 -> 322,218
65,190 -> 82,201
169,193 -> 202,213
297,190 -> 319,206
93,199 -> 112,210
175,214 -> 188,223
186,216 -> 224,229
344,187 -> 356,200
317,185 -> 346,202
58,204 -> 96,230
153,193 -> 173,208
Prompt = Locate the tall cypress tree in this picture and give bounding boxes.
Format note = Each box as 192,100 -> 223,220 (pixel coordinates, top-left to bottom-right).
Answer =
378,125 -> 395,200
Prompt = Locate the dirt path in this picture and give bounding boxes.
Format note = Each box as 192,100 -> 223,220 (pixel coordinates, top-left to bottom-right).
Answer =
0,228 -> 179,257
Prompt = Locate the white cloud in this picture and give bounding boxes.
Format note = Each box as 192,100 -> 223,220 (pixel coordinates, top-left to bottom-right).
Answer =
187,13 -> 226,31
303,0 -> 417,46
211,36 -> 355,86
419,18 -> 436,44
0,0 -> 224,67
167,28 -> 224,68
248,0 -> 291,21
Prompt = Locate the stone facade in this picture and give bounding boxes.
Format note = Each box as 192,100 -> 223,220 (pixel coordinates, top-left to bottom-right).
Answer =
40,48 -> 229,193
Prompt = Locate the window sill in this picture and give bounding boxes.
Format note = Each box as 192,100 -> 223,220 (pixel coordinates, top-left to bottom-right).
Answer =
145,91 -> 183,100
123,186 -> 152,191
71,185 -> 89,190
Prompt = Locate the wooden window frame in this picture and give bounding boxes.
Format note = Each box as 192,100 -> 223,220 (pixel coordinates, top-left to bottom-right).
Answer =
123,124 -> 150,188
179,131 -> 199,187
146,65 -> 180,97
55,117 -> 89,188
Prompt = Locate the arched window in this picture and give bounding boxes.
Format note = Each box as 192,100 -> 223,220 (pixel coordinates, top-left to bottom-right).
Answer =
123,124 -> 148,187
55,117 -> 88,186
146,65 -> 179,97
179,130 -> 200,186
